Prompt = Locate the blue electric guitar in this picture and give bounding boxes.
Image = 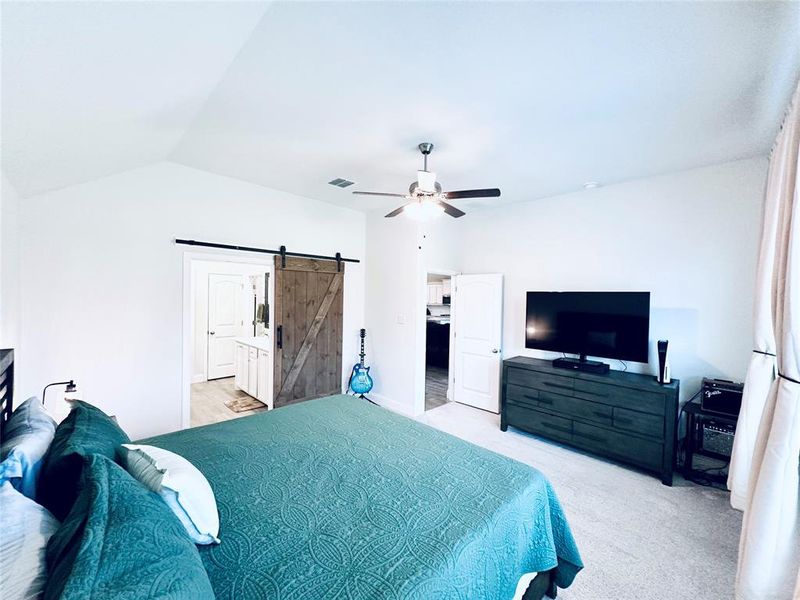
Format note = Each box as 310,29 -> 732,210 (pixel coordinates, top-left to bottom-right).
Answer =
349,329 -> 374,401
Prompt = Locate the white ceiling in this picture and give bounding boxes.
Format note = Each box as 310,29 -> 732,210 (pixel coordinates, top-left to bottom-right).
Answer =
1,1 -> 269,196
3,1 -> 799,213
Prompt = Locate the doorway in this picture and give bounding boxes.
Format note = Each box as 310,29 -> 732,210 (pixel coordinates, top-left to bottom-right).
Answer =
424,273 -> 454,411
414,270 -> 503,415
185,256 -> 273,428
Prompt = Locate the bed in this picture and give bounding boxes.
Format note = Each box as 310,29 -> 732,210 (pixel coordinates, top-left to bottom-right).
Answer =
140,395 -> 583,599
0,349 -> 582,599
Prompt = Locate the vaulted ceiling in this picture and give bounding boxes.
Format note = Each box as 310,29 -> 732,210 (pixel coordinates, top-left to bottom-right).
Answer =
3,1 -> 799,212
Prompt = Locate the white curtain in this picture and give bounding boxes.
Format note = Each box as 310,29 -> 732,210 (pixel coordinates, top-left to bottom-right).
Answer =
735,79 -> 800,600
727,133 -> 780,510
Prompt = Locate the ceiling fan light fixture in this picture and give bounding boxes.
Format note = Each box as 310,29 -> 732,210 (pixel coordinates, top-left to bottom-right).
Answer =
403,200 -> 444,222
417,170 -> 437,193
356,142 -> 500,219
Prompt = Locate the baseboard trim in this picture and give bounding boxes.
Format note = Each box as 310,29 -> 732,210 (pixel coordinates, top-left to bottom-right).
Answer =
368,393 -> 418,418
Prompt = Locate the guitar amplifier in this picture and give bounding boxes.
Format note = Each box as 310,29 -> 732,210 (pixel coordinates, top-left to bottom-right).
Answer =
700,421 -> 736,458
701,378 -> 744,417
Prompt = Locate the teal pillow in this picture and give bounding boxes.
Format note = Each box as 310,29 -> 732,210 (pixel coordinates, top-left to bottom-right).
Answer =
44,454 -> 215,600
37,401 -> 130,520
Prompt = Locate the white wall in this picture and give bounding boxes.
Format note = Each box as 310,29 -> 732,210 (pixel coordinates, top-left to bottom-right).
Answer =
190,259 -> 271,383
365,157 -> 767,412
1,175 -> 22,353
17,162 -> 365,438
363,217 -> 420,414
364,215 -> 461,414
456,157 -> 766,401
11,155 -> 767,432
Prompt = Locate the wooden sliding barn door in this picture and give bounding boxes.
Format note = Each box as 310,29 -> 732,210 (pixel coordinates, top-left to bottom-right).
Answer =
273,256 -> 344,407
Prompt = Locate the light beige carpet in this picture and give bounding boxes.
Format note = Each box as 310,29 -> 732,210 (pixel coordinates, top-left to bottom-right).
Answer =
417,402 -> 741,600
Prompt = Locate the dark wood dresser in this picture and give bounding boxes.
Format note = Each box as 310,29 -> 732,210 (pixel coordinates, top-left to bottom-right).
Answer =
501,356 -> 680,485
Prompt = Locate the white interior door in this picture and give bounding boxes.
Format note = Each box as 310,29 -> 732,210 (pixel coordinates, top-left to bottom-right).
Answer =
207,273 -> 243,379
453,274 -> 503,413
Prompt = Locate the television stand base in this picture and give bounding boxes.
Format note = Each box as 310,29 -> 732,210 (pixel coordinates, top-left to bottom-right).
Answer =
552,357 -> 610,374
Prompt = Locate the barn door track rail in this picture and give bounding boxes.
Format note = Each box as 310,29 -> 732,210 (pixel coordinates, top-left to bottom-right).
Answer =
175,239 -> 359,271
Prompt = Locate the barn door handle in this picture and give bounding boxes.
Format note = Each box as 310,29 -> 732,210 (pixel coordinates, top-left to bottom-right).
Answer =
276,325 -> 283,349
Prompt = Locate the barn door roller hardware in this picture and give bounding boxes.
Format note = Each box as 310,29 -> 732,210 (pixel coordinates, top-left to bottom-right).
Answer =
175,239 -> 359,267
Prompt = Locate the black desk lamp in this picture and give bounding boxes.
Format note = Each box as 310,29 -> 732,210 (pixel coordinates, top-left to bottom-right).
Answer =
42,380 -> 78,408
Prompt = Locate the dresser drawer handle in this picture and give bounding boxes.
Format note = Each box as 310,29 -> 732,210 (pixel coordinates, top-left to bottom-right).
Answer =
530,395 -> 553,404
575,430 -> 605,443
541,421 -> 571,434
543,381 -> 572,391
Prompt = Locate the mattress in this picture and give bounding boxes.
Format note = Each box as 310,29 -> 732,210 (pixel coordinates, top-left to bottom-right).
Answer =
140,395 -> 582,599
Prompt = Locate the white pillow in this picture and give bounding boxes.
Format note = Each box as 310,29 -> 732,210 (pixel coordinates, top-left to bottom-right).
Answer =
0,481 -> 59,600
119,444 -> 220,545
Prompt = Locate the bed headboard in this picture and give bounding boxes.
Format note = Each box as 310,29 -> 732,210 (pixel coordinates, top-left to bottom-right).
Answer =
0,349 -> 14,427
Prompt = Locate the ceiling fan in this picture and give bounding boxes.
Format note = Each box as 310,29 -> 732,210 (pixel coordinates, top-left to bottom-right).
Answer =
352,143 -> 501,219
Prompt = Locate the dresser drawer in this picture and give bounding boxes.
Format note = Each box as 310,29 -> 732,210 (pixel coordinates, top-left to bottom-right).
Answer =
506,367 -> 574,394
572,422 -> 663,470
505,384 -> 541,408
613,407 -> 664,438
573,379 -> 665,415
506,384 -> 612,426
505,403 -> 573,444
541,390 -> 613,426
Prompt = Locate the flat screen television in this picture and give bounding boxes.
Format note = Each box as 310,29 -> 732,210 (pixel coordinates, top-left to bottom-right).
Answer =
525,291 -> 650,363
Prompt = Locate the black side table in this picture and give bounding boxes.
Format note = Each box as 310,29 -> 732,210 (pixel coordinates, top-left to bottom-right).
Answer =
682,401 -> 738,484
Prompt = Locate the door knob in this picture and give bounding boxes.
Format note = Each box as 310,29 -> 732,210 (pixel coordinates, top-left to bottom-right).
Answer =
492,348 -> 499,354
209,331 -> 216,335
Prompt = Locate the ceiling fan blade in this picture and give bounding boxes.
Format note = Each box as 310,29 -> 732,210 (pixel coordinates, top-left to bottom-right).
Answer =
385,204 -> 410,218
352,191 -> 407,197
437,200 -> 466,218
444,188 -> 501,199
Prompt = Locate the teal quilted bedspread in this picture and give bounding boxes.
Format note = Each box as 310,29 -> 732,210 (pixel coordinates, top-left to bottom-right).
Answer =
141,395 -> 583,599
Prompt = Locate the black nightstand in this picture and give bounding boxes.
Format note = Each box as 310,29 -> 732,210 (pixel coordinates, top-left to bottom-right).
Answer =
682,400 -> 738,485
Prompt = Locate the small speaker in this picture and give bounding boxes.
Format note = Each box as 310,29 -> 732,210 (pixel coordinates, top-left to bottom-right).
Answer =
701,422 -> 736,457
657,340 -> 671,384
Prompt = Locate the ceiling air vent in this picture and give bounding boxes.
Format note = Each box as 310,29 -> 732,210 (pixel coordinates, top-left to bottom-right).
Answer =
328,178 -> 355,188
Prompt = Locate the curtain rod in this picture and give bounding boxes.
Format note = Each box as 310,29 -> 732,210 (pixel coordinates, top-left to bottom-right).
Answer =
174,239 -> 360,264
